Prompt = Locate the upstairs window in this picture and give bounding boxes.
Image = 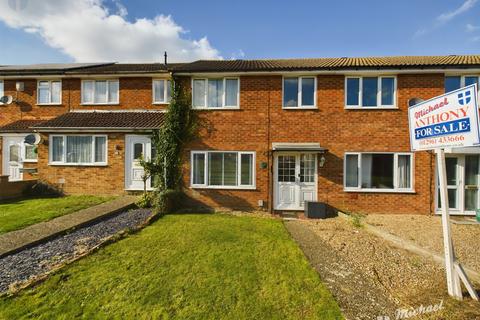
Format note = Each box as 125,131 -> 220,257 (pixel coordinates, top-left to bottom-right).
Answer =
345,76 -> 396,108
153,79 -> 172,104
192,78 -> 239,109
283,77 -> 316,108
445,75 -> 479,93
37,80 -> 61,105
344,152 -> 413,192
81,80 -> 119,104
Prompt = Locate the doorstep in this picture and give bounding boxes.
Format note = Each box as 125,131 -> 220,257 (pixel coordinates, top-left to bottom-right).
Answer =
0,196 -> 137,258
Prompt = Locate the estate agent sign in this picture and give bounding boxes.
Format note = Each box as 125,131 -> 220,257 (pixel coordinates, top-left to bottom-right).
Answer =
408,83 -> 479,151
408,83 -> 479,302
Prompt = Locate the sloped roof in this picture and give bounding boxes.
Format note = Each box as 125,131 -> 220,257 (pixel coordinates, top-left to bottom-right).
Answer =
0,119 -> 47,133
32,111 -> 165,131
173,55 -> 480,72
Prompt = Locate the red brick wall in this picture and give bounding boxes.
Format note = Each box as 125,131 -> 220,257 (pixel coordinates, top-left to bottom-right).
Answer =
183,74 -> 444,215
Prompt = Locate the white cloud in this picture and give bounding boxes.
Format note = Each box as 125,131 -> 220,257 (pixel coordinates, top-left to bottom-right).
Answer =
437,0 -> 478,23
466,23 -> 480,32
0,0 -> 222,62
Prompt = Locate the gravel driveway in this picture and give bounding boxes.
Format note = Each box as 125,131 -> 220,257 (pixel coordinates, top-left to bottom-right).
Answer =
0,209 -> 152,293
285,217 -> 480,320
366,214 -> 480,272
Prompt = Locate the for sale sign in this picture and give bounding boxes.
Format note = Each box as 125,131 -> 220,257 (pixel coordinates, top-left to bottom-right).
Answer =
408,83 -> 480,151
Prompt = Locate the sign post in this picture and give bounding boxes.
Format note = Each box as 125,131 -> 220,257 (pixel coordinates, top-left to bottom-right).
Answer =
408,83 -> 479,301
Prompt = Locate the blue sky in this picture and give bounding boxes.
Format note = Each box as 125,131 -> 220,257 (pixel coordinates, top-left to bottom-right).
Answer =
0,0 -> 479,64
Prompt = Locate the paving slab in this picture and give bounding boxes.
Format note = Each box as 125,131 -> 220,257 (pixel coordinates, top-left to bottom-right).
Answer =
0,196 -> 136,258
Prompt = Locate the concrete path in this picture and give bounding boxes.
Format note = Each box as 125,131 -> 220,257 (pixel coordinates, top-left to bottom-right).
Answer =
0,196 -> 136,258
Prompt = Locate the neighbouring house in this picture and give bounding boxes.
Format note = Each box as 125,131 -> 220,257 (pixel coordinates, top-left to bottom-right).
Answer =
0,55 -> 479,216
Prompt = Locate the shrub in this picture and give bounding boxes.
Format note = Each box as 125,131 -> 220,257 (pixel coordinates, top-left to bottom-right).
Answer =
153,189 -> 183,216
135,192 -> 154,208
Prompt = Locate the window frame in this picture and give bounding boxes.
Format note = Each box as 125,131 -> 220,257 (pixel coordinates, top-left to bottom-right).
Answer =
343,152 -> 414,193
190,150 -> 256,189
23,143 -> 38,163
152,79 -> 172,104
36,80 -> 62,105
444,75 -> 480,93
191,77 -> 240,110
81,79 -> 120,105
282,76 -> 317,109
344,76 -> 397,109
48,134 -> 108,166
0,80 -> 4,105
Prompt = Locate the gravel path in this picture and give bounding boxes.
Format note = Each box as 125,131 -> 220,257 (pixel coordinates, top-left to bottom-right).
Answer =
285,218 -> 480,320
366,214 -> 480,272
0,209 -> 152,293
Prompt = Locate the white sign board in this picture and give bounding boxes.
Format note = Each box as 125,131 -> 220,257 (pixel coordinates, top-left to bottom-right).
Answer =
408,83 -> 479,151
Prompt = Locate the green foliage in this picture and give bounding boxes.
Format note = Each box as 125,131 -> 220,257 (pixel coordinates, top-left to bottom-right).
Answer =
140,78 -> 198,213
0,214 -> 343,319
135,192 -> 154,208
152,189 -> 183,215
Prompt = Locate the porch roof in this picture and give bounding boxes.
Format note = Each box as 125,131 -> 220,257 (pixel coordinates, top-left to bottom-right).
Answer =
0,119 -> 46,133
272,143 -> 328,152
32,110 -> 166,132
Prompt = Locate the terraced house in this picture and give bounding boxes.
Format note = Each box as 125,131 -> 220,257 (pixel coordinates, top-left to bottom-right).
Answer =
1,55 -> 480,216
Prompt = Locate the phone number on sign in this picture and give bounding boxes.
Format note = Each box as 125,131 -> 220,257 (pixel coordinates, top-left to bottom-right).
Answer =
419,135 -> 465,147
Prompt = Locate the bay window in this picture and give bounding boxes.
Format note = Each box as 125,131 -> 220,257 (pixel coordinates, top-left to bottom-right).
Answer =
37,80 -> 61,104
192,78 -> 239,109
81,80 -> 119,104
191,151 -> 255,188
153,79 -> 172,104
445,75 -> 479,93
344,152 -> 413,191
283,76 -> 316,108
50,135 -> 107,165
345,76 -> 396,108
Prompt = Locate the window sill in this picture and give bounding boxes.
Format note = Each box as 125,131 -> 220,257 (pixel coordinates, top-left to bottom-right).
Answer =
23,160 -> 38,163
36,103 -> 62,106
345,106 -> 398,110
152,102 -> 170,105
48,163 -> 108,167
344,188 -> 415,194
191,185 -> 256,190
282,106 -> 318,110
193,107 -> 241,110
80,103 -> 120,106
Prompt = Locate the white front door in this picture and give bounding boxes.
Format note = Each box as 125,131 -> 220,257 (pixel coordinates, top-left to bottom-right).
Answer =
274,153 -> 317,210
125,135 -> 152,191
2,136 -> 24,181
437,154 -> 480,215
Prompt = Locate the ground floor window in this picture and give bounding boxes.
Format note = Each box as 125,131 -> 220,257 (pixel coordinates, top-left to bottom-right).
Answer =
191,151 -> 255,189
49,135 -> 107,165
344,152 -> 413,191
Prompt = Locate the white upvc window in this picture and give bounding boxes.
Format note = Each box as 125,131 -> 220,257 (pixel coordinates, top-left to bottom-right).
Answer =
23,143 -> 38,162
81,80 -> 119,104
37,80 -> 62,105
283,76 -> 317,108
153,79 -> 172,104
0,80 -> 4,105
192,78 -> 240,109
445,75 -> 479,93
345,76 -> 397,109
49,134 -> 108,166
344,152 -> 414,192
191,151 -> 255,189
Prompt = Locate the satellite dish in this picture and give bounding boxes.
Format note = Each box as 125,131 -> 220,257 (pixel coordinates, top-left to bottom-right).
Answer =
24,133 -> 41,145
408,97 -> 424,107
0,95 -> 13,105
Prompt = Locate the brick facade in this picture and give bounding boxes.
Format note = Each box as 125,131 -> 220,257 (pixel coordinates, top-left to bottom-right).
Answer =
0,68 -> 468,215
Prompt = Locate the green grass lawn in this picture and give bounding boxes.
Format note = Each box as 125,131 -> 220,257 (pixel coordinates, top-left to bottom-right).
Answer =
0,195 -> 115,235
0,214 -> 343,320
